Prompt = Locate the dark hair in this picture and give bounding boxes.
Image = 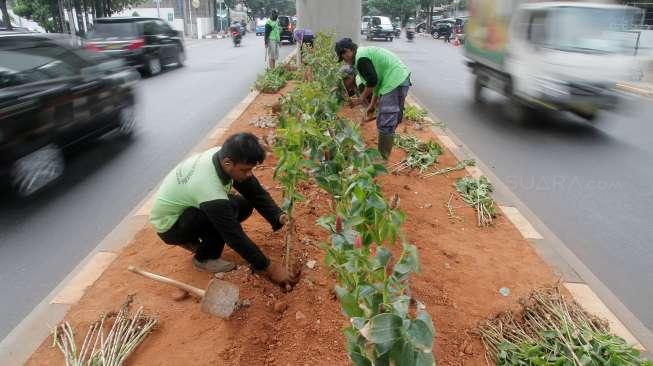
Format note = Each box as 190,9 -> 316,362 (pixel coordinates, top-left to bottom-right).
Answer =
219,132 -> 266,165
270,9 -> 278,20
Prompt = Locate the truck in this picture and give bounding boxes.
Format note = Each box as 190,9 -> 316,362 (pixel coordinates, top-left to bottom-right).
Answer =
464,0 -> 643,121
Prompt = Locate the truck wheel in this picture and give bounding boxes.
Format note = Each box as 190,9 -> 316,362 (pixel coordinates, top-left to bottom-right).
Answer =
473,75 -> 484,103
506,97 -> 535,124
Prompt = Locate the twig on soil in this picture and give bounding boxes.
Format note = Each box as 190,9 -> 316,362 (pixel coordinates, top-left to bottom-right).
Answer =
421,159 -> 475,178
445,192 -> 462,222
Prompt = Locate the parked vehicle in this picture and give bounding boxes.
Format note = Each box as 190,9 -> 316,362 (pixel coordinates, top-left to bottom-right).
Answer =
361,16 -> 371,35
278,15 -> 296,44
0,33 -> 140,196
431,19 -> 455,39
366,16 -> 395,41
256,19 -> 266,36
465,1 -> 642,121
84,17 -> 185,76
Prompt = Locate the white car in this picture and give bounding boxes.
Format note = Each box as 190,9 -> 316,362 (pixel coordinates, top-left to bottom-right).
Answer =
361,16 -> 370,35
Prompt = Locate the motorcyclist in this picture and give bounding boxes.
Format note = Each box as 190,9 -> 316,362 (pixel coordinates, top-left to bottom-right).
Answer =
406,17 -> 416,41
230,21 -> 242,46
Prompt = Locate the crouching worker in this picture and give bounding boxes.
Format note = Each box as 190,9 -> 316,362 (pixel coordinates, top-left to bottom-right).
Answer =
150,132 -> 299,289
335,38 -> 411,160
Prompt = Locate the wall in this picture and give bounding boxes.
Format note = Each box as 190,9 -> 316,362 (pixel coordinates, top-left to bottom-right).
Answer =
296,0 -> 361,43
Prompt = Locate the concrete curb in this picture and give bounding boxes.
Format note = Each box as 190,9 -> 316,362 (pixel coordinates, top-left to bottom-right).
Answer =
616,82 -> 653,98
0,50 -> 297,366
406,94 -> 653,355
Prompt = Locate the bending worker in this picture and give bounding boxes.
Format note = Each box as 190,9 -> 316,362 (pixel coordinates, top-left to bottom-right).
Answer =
150,132 -> 299,289
335,38 -> 411,160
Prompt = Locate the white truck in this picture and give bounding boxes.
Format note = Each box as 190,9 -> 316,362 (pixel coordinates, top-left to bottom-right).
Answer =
464,0 -> 643,121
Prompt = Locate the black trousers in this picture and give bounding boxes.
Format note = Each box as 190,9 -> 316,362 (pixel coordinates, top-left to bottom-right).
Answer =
158,194 -> 253,262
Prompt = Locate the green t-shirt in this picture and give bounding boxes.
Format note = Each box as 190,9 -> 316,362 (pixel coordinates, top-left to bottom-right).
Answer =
266,19 -> 280,42
150,147 -> 232,233
356,46 -> 410,96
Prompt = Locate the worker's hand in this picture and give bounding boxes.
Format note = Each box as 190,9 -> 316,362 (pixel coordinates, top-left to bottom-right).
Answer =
349,97 -> 361,107
362,106 -> 375,123
279,213 -> 288,226
265,261 -> 300,291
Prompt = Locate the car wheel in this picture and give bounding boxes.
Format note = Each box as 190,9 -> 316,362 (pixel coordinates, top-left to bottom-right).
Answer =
389,37 -> 393,42
147,56 -> 162,76
10,144 -> 65,197
175,46 -> 185,67
117,104 -> 136,137
473,74 -> 484,103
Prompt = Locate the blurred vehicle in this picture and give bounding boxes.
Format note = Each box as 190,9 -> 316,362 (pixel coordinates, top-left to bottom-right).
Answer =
239,20 -> 247,35
465,1 -> 642,121
393,17 -> 401,37
432,19 -> 455,39
407,18 -> 416,42
416,15 -> 445,33
0,33 -> 139,197
366,16 -> 395,42
230,23 -> 242,47
256,19 -> 266,36
84,17 -> 185,76
361,16 -> 371,35
278,15 -> 296,44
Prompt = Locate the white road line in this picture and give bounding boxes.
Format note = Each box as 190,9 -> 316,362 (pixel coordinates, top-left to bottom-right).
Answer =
564,282 -> 645,351
50,251 -> 117,305
499,205 -> 544,240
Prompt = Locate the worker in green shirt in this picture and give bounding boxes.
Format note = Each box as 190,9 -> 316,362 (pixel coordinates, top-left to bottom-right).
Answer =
335,38 -> 411,160
150,132 -> 299,289
264,10 -> 281,69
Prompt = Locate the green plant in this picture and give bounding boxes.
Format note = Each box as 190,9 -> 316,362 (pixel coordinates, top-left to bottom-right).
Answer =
455,176 -> 496,227
403,105 -> 428,123
391,134 -> 443,173
254,66 -> 291,93
272,33 -> 436,365
479,286 -> 653,366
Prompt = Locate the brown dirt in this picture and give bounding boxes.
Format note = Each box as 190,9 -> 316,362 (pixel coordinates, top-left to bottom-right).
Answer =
27,85 -> 558,366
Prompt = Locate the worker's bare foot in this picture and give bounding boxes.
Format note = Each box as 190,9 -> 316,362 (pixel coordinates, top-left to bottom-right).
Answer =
265,261 -> 300,291
193,258 -> 236,273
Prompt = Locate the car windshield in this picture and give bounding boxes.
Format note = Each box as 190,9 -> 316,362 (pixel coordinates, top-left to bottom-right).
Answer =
88,22 -> 139,38
279,17 -> 289,27
542,7 -> 642,54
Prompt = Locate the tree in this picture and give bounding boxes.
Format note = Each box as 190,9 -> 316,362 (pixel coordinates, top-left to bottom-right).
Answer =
13,0 -> 63,32
1,0 -> 12,30
244,0 -> 295,18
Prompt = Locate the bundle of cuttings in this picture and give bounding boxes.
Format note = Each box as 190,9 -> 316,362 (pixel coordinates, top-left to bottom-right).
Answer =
455,175 -> 496,226
421,159 -> 475,178
391,134 -> 443,173
52,296 -> 158,366
479,286 -> 653,366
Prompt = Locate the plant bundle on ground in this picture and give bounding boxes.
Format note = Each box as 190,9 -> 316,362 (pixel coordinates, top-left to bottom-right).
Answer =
392,134 -> 443,173
52,296 -> 157,366
479,286 -> 653,366
455,175 -> 496,227
421,159 -> 476,178
254,66 -> 292,94
404,105 -> 428,123
272,33 -> 436,365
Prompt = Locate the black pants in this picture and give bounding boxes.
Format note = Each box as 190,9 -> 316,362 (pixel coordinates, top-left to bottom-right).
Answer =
158,194 -> 253,262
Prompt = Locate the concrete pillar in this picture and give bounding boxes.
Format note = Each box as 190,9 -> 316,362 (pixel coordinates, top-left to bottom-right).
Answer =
296,0 -> 361,43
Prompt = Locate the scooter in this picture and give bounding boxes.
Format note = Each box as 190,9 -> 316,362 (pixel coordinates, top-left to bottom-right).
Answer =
406,27 -> 415,42
232,30 -> 242,47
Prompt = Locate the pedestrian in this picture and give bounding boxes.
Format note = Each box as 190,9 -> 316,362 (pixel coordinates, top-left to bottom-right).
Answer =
150,132 -> 299,289
264,10 -> 281,69
335,38 -> 411,160
443,23 -> 452,43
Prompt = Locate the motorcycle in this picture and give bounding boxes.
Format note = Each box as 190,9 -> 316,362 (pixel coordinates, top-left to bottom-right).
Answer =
406,27 -> 415,42
231,29 -> 242,47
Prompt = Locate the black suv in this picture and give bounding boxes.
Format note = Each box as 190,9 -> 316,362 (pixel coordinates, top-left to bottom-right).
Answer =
0,32 -> 139,196
278,15 -> 296,44
85,17 -> 185,76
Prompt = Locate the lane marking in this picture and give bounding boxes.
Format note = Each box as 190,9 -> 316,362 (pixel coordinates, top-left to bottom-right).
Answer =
499,205 -> 544,240
51,252 -> 117,305
564,282 -> 645,351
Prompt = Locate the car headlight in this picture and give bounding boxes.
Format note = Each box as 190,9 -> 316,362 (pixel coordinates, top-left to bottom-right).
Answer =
535,77 -> 569,97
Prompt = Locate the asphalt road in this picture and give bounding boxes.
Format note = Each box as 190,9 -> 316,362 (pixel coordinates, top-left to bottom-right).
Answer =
369,36 -> 653,332
0,34 -> 291,339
